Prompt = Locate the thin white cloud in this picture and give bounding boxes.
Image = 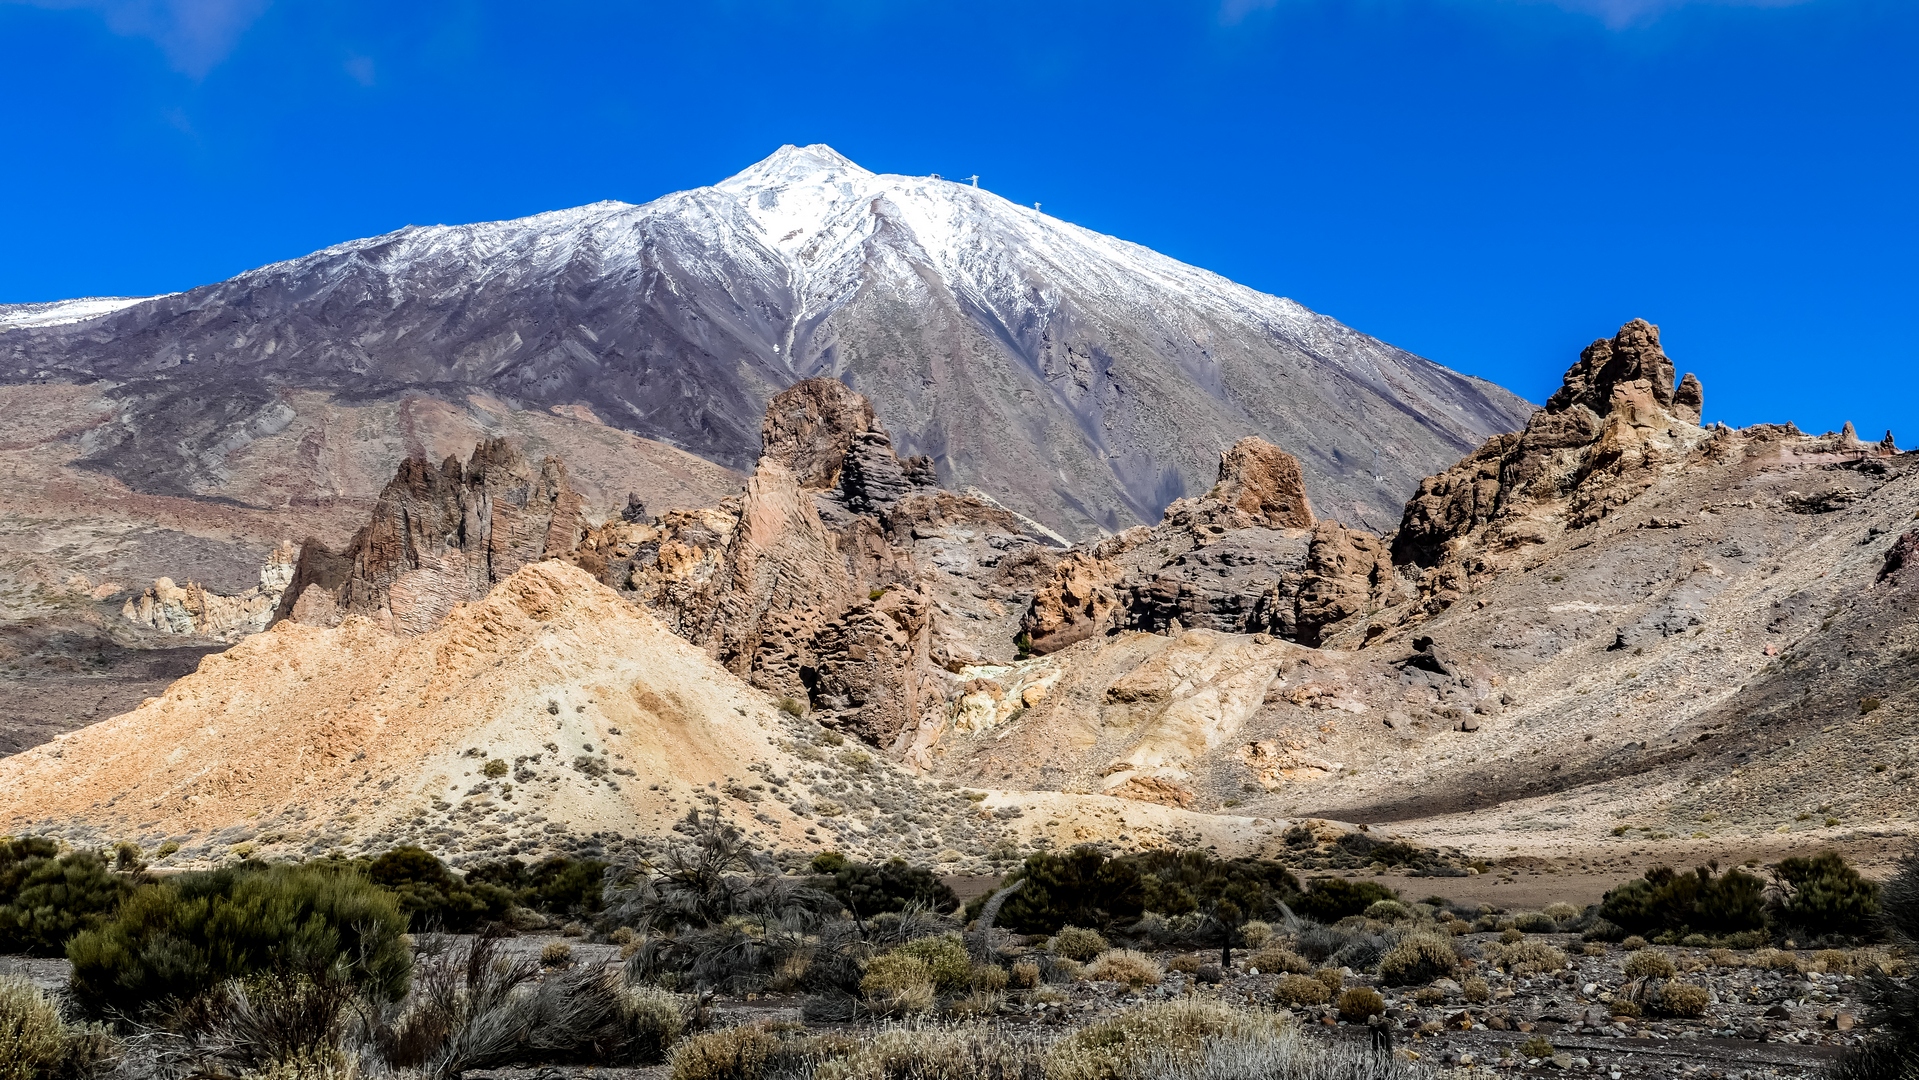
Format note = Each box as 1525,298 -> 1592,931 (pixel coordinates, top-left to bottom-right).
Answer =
1221,0 -> 1818,29
9,0 -> 270,75
1539,0 -> 1815,28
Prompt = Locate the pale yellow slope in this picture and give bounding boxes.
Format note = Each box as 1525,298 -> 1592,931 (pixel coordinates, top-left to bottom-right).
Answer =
0,561 -> 824,859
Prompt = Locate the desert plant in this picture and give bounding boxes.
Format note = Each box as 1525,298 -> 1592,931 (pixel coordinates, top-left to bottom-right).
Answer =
1272,973 -> 1331,1008
889,933 -> 971,991
364,845 -> 514,931
1601,864 -> 1767,937
1816,949 -> 1855,974
1293,878 -> 1396,923
542,941 -> 575,968
1655,981 -> 1711,1018
467,854 -> 610,916
1490,939 -> 1567,976
1335,986 -> 1385,1022
1293,922 -> 1388,970
1514,911 -> 1558,933
1239,920 -> 1274,948
1519,1034 -> 1554,1058
859,952 -> 936,1016
971,964 -> 1010,992
1311,968 -> 1343,993
1413,986 -> 1446,1007
991,847 -> 1145,934
1051,926 -> 1110,962
1046,998 -> 1286,1080
1363,899 -> 1412,922
1084,949 -> 1163,988
1542,902 -> 1581,922
1621,935 -> 1649,951
0,975 -> 115,1080
809,853 -> 959,918
1831,846 -> 1919,1080
1624,950 -> 1677,981
0,838 -> 136,957
667,1024 -> 790,1080
1773,852 -> 1881,940
67,862 -> 410,1026
1378,933 -> 1460,986
614,811 -> 835,934
1244,947 -> 1310,974
1462,975 -> 1491,1004
1011,960 -> 1041,989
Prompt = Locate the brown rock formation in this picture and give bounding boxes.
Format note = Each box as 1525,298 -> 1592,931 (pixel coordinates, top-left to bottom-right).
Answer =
1022,551 -> 1128,655
276,439 -> 586,634
1390,319 -> 1708,609
759,377 -> 878,489
1205,437 -> 1317,529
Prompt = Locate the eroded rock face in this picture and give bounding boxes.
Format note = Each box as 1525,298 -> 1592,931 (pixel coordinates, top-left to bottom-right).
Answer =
1161,437 -> 1317,533
122,542 -> 298,642
276,439 -> 586,635
1390,320 -> 1709,609
759,378 -> 877,489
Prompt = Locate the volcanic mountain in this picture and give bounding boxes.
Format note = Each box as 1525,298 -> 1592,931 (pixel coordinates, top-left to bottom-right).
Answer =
0,144 -> 1530,541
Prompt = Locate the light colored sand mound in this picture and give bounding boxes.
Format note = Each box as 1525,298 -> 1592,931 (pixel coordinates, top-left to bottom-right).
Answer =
0,561 -> 850,862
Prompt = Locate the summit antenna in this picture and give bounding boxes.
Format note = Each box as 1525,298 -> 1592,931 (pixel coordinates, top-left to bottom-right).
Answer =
969,175 -> 979,187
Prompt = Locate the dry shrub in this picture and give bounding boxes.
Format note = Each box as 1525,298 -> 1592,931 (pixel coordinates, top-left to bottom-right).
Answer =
1514,911 -> 1558,933
1049,959 -> 1084,983
1166,954 -> 1203,975
1753,948 -> 1803,972
1272,974 -> 1330,1008
1336,987 -> 1385,1023
947,992 -> 1007,1018
859,954 -> 935,1016
971,964 -> 1010,993
1462,976 -> 1491,1004
541,941 -> 574,968
1239,921 -> 1274,948
1499,928 -> 1525,945
1412,986 -> 1445,1007
891,934 -> 972,991
1624,950 -> 1677,981
1518,1034 -> 1555,1059
0,976 -> 115,1080
1656,981 -> 1711,1018
1311,968 -> 1343,993
1051,927 -> 1110,962
1378,934 -> 1459,986
1244,947 -> 1310,975
1490,939 -> 1567,976
1621,935 -> 1649,951
667,1025 -> 787,1080
1085,950 -> 1162,988
1707,948 -> 1740,969
1363,900 -> 1412,922
1542,902 -> 1580,922
1045,998 -> 1285,1080
1816,949 -> 1854,974
1011,961 -> 1042,989
1578,943 -> 1608,958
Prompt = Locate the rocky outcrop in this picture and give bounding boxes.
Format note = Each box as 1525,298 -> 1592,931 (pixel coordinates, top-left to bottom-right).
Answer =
760,378 -> 877,489
121,542 -> 298,641
1391,320 -> 1709,610
1023,551 -> 1128,654
276,439 -> 586,635
1161,437 -> 1317,534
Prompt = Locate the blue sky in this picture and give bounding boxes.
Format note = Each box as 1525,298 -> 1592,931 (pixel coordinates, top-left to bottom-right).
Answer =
2,0 -> 1914,439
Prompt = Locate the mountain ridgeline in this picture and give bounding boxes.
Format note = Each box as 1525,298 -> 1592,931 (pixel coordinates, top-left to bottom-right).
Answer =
0,145 -> 1531,539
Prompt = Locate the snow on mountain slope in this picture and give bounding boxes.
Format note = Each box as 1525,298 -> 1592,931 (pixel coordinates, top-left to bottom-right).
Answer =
0,145 -> 1533,537
0,295 -> 167,329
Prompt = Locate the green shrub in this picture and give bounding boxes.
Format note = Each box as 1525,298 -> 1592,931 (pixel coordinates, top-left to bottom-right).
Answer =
1514,911 -> 1558,933
66,863 -> 410,1024
0,975 -> 114,1080
1294,878 -> 1396,924
1624,950 -> 1677,980
466,854 -> 609,916
892,933 -> 971,990
0,838 -> 135,957
808,854 -> 957,918
1378,934 -> 1459,986
991,847 -> 1144,934
1273,973 -> 1330,1007
1600,864 -> 1767,937
1336,986 -> 1385,1022
1051,926 -> 1110,962
1773,852 -> 1881,939
1124,849 -> 1301,924
363,846 -> 514,931
1364,900 -> 1412,922
859,953 -> 935,1015
1519,1034 -> 1554,1058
